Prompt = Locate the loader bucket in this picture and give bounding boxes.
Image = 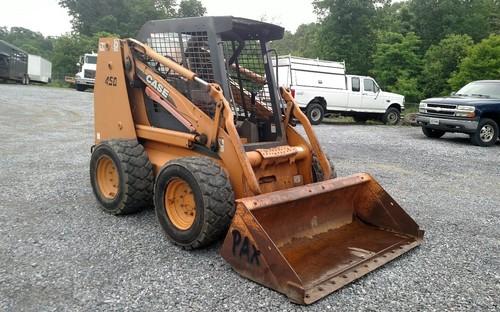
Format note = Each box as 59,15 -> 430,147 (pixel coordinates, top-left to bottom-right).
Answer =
220,173 -> 424,304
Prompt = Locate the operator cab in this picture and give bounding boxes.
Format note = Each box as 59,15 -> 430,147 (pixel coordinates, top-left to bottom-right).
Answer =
135,16 -> 286,150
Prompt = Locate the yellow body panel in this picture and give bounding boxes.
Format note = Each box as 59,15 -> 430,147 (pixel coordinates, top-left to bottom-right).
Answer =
94,39 -> 137,143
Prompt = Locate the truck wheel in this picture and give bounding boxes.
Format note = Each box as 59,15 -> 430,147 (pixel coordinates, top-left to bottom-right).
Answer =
469,118 -> 498,147
382,107 -> 400,125
90,139 -> 154,215
422,126 -> 446,138
312,155 -> 337,181
306,103 -> 324,125
154,157 -> 235,250
76,84 -> 86,92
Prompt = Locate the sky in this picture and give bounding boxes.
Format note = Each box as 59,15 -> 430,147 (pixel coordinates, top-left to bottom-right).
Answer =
1,0 -> 318,37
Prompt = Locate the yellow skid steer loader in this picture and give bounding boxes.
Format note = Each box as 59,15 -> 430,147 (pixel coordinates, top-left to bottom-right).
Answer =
90,16 -> 424,304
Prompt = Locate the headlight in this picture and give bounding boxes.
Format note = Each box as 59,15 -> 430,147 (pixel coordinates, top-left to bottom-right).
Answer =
456,105 -> 475,117
457,105 -> 475,111
419,102 -> 427,113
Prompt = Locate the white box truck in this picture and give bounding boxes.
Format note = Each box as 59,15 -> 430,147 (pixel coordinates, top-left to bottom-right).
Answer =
274,55 -> 405,125
28,54 -> 52,83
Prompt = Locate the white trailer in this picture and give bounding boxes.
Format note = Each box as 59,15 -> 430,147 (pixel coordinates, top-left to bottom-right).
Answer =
28,54 -> 52,83
274,55 -> 405,125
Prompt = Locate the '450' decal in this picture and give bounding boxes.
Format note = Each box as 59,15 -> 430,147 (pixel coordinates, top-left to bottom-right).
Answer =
231,229 -> 261,266
105,76 -> 117,86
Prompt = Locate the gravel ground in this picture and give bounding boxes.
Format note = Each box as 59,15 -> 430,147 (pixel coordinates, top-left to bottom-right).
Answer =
0,84 -> 498,311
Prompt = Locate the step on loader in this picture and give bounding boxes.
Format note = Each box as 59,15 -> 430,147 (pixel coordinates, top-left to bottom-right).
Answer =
90,16 -> 424,304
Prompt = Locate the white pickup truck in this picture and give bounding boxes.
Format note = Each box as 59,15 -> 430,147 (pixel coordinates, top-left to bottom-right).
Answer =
274,55 -> 405,125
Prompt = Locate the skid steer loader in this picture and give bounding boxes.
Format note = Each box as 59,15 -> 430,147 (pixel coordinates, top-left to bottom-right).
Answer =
90,16 -> 424,304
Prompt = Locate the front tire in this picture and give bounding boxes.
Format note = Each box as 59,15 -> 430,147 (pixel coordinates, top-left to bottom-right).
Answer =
76,84 -> 87,92
422,127 -> 446,138
470,118 -> 498,147
312,155 -> 337,181
306,103 -> 324,125
154,157 -> 235,249
382,107 -> 400,125
90,139 -> 154,215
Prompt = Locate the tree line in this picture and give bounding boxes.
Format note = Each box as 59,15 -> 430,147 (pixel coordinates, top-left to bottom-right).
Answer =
1,0 -> 499,102
272,0 -> 500,102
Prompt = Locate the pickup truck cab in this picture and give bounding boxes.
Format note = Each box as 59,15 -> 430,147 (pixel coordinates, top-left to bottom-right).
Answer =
416,80 -> 500,147
275,55 -> 405,125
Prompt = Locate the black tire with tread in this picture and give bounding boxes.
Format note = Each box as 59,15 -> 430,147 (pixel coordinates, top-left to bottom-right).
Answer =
312,155 -> 337,181
422,127 -> 446,138
76,84 -> 87,92
90,139 -> 154,215
382,107 -> 400,125
306,103 -> 324,125
469,118 -> 499,147
154,156 -> 235,250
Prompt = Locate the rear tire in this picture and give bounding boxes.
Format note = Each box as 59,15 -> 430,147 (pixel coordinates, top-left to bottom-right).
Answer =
469,118 -> 498,147
306,103 -> 324,125
154,157 -> 235,249
90,139 -> 154,215
422,127 -> 446,138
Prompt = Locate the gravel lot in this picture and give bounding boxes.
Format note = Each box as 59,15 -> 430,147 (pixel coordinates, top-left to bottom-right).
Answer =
0,84 -> 498,311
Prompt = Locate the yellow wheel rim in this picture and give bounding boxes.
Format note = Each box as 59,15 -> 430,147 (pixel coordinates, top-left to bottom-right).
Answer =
165,178 -> 196,230
96,156 -> 118,200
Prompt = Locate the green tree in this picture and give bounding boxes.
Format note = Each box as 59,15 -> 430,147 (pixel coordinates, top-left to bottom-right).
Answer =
0,26 -> 7,37
370,31 -> 423,102
448,34 -> 500,89
59,0 -> 167,37
313,0 -> 379,75
408,0 -> 500,49
376,1 -> 415,35
270,23 -> 321,58
52,35 -> 89,77
0,27 -> 55,59
393,73 -> 422,104
51,31 -> 116,77
459,0 -> 500,43
176,0 -> 206,17
58,0 -> 205,38
270,30 -> 295,55
421,34 -> 473,97
293,23 -> 322,58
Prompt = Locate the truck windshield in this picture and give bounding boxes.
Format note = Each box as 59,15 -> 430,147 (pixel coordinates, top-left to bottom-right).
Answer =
456,81 -> 500,99
86,56 -> 97,64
